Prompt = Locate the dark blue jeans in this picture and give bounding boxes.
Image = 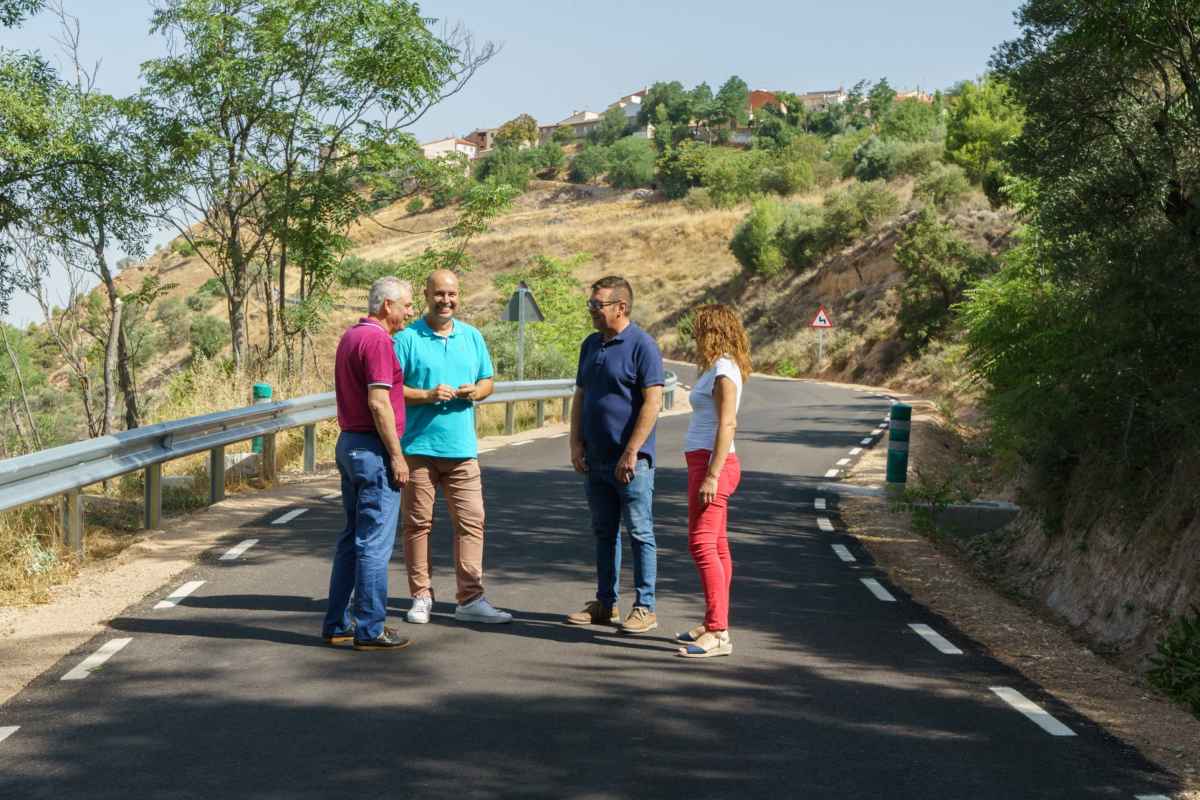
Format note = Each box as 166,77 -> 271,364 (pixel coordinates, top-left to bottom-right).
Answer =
583,458 -> 656,611
323,431 -> 400,641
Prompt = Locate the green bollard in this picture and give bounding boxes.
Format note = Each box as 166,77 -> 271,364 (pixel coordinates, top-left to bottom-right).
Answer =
886,402 -> 911,491
251,382 -> 272,454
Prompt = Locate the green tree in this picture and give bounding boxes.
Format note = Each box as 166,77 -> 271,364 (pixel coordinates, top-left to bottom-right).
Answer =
189,314 -> 229,361
914,163 -> 971,211
474,145 -> 535,190
714,75 -> 750,128
943,75 -> 1023,204
0,0 -> 42,26
568,145 -> 609,184
487,254 -> 593,378
144,0 -> 496,372
638,80 -> 693,128
604,137 -> 656,189
551,125 -> 573,145
880,98 -> 939,142
867,77 -> 896,123
730,198 -> 787,275
589,106 -> 630,146
495,113 -> 539,148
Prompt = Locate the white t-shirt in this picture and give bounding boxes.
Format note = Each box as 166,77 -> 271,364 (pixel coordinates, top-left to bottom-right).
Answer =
685,357 -> 744,453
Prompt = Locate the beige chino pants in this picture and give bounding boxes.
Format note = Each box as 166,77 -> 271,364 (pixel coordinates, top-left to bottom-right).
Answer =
401,455 -> 486,605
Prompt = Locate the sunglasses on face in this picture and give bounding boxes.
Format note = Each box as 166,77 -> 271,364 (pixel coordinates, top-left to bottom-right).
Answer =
586,299 -> 622,310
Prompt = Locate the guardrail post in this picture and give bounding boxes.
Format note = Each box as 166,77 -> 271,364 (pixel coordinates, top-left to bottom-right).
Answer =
504,402 -> 515,436
144,463 -> 162,530
303,424 -> 316,473
262,433 -> 277,482
886,403 -> 912,495
562,396 -> 571,422
62,490 -> 83,554
664,386 -> 674,411
209,445 -> 226,504
535,400 -> 545,428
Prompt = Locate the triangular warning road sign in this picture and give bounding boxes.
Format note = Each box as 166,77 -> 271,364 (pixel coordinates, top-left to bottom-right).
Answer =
810,305 -> 834,329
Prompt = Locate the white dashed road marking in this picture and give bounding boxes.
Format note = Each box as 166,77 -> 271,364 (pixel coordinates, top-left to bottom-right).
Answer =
817,517 -> 834,532
0,726 -> 17,744
1136,795 -> 1171,800
477,449 -> 496,454
154,580 -> 206,610
850,448 -> 862,456
861,578 -> 897,602
860,438 -> 873,446
832,544 -> 856,562
61,638 -> 133,681
909,624 -> 964,655
511,440 -> 533,447
989,687 -> 1076,737
824,469 -> 840,478
220,539 -> 258,561
836,458 -> 851,466
814,498 -> 826,510
271,508 -> 308,525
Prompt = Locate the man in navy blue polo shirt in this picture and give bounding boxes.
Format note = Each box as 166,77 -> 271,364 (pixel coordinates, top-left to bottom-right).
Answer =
565,276 -> 665,634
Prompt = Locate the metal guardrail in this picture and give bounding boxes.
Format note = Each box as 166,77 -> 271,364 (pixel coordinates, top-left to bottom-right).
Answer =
0,373 -> 676,553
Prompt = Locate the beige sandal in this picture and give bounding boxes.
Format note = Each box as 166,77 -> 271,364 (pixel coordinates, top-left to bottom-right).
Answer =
676,630 -> 732,658
674,623 -> 707,643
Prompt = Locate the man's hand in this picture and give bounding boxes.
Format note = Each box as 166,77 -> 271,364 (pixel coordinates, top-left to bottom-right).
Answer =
456,383 -> 479,401
390,454 -> 409,488
698,475 -> 718,506
427,384 -> 456,403
615,448 -> 638,485
570,441 -> 589,473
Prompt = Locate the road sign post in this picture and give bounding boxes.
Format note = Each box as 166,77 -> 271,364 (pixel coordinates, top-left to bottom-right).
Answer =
502,282 -> 545,382
809,305 -> 834,364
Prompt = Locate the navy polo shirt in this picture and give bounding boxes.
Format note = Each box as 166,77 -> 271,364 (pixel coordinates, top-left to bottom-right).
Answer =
575,321 -> 665,466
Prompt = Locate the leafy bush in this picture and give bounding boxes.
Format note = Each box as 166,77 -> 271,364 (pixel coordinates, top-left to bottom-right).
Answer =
760,157 -> 814,197
487,254 -> 594,378
853,137 -> 943,181
589,106 -> 632,146
826,127 -> 873,178
822,181 -> 901,244
682,187 -> 714,212
914,163 -> 972,211
730,198 -> 787,275
531,142 -> 566,177
551,125 -> 574,145
189,315 -> 229,360
702,148 -> 770,207
406,197 -> 425,214
172,239 -> 197,257
778,204 -> 829,268
569,145 -> 609,184
655,140 -> 713,199
879,98 -> 940,142
185,294 -> 208,312
154,298 -> 191,348
474,145 -> 534,191
1148,607 -> 1200,717
198,277 -> 224,297
605,137 -> 656,189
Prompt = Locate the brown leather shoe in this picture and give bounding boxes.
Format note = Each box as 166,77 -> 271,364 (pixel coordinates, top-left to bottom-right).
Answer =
620,606 -> 658,635
565,600 -> 619,625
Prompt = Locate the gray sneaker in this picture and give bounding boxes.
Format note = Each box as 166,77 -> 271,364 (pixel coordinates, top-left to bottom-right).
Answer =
454,596 -> 513,624
406,594 -> 433,624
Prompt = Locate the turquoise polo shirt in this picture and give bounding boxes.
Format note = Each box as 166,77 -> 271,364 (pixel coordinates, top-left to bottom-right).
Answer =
393,318 -> 494,458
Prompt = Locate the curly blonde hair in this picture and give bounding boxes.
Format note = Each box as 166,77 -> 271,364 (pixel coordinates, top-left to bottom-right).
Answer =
692,304 -> 751,381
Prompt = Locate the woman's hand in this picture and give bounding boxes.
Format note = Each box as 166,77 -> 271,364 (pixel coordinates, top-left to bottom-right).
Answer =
699,475 -> 718,506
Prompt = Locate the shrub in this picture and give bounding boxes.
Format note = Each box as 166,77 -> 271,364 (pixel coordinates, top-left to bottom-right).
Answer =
185,294 -> 208,312
154,298 -> 191,348
569,145 -> 609,184
823,180 -> 901,245
760,157 -> 814,197
879,97 -> 940,142
826,127 -> 873,178
703,149 -> 769,207
406,197 -> 425,214
474,145 -> 534,191
853,137 -> 942,182
605,137 -> 656,189
1148,607 -> 1200,717
531,142 -> 566,177
198,277 -> 224,297
778,204 -> 830,268
682,187 -> 714,212
189,315 -> 229,360
914,163 -> 972,211
894,141 -> 943,178
551,125 -> 574,145
655,140 -> 714,199
172,239 -> 197,257
730,198 -> 787,275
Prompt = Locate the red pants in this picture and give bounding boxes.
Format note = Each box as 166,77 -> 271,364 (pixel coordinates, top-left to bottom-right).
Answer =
686,450 -> 741,631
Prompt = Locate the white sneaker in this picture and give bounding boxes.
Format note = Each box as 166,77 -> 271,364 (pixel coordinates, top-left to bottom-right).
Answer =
453,596 -> 512,624
406,594 -> 433,624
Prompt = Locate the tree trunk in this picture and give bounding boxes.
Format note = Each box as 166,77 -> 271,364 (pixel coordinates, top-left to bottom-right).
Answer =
230,292 -> 248,371
1,326 -> 41,450
102,298 -> 122,436
116,326 -> 140,430
95,249 -> 140,429
8,401 -> 30,453
263,262 -> 277,363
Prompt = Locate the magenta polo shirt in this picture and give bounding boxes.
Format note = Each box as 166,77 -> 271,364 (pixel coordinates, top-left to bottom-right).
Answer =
334,318 -> 405,439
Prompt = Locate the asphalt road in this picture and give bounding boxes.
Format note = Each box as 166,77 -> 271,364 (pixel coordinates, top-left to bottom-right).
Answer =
0,369 -> 1178,799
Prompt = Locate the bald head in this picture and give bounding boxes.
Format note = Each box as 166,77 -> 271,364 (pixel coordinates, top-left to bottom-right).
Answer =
424,269 -> 460,329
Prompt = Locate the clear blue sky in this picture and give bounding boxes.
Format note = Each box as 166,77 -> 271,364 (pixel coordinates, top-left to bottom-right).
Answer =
1,0 -> 1024,324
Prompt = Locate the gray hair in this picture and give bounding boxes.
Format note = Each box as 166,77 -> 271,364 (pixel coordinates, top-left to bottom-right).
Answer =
368,276 -> 412,314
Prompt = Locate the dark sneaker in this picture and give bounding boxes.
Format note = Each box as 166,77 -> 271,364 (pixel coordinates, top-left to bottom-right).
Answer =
565,600 -> 619,626
322,624 -> 356,646
352,626 -> 412,651
620,606 -> 658,635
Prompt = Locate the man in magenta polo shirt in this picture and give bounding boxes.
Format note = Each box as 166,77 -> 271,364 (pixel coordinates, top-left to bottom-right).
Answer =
322,276 -> 415,651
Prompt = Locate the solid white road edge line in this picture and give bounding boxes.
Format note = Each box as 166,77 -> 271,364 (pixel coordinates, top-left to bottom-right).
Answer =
511,440 -> 534,447
61,638 -> 133,681
271,508 -> 308,525
836,458 -> 851,466
850,447 -> 863,456
831,544 -> 856,562
988,687 -> 1076,737
220,539 -> 259,561
861,578 -> 897,602
1135,795 -> 1172,800
154,580 -> 207,611
0,726 -> 17,744
814,497 -> 826,510
477,448 -> 496,454
824,469 -> 840,478
817,517 -> 835,532
909,623 -> 964,655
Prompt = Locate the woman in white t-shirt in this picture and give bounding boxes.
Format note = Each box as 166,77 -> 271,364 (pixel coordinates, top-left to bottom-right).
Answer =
676,304 -> 750,658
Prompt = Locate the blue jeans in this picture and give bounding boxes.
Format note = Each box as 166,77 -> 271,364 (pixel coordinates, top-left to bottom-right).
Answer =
583,458 -> 656,611
323,431 -> 401,641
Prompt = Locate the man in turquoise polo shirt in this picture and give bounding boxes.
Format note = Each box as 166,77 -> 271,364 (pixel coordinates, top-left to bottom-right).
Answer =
394,269 -> 512,625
